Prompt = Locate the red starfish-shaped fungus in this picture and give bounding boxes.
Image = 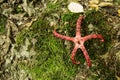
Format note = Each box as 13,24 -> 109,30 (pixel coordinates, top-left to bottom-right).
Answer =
53,16 -> 104,67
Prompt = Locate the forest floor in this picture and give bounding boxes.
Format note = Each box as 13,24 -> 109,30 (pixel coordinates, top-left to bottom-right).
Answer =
0,0 -> 120,80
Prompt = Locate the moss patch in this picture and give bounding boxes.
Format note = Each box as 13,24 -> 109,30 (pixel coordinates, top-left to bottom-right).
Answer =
16,12 -> 79,80
16,6 -> 114,80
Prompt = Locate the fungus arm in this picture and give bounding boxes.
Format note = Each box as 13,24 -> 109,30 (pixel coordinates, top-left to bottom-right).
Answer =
53,30 -> 74,42
83,34 -> 104,42
76,16 -> 84,36
80,45 -> 92,67
71,45 -> 80,64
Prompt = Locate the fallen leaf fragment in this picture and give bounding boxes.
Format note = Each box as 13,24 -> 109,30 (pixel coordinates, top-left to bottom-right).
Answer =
89,0 -> 99,4
117,9 -> 120,16
89,4 -> 99,11
99,2 -> 113,7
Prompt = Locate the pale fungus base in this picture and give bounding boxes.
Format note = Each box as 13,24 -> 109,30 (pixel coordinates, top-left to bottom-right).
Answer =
68,2 -> 84,13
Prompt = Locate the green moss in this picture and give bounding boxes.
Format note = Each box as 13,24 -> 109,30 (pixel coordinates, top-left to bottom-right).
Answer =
83,10 -> 115,80
46,0 -> 67,13
16,12 -> 78,79
84,10 -> 106,28
61,13 -> 80,36
13,6 -> 24,13
114,0 -> 120,4
0,15 -> 7,34
29,36 -> 78,80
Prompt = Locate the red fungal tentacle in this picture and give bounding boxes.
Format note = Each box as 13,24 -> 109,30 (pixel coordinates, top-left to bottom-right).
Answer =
83,34 -> 104,42
80,45 -> 92,67
53,30 -> 74,42
71,45 -> 80,64
76,16 -> 84,36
